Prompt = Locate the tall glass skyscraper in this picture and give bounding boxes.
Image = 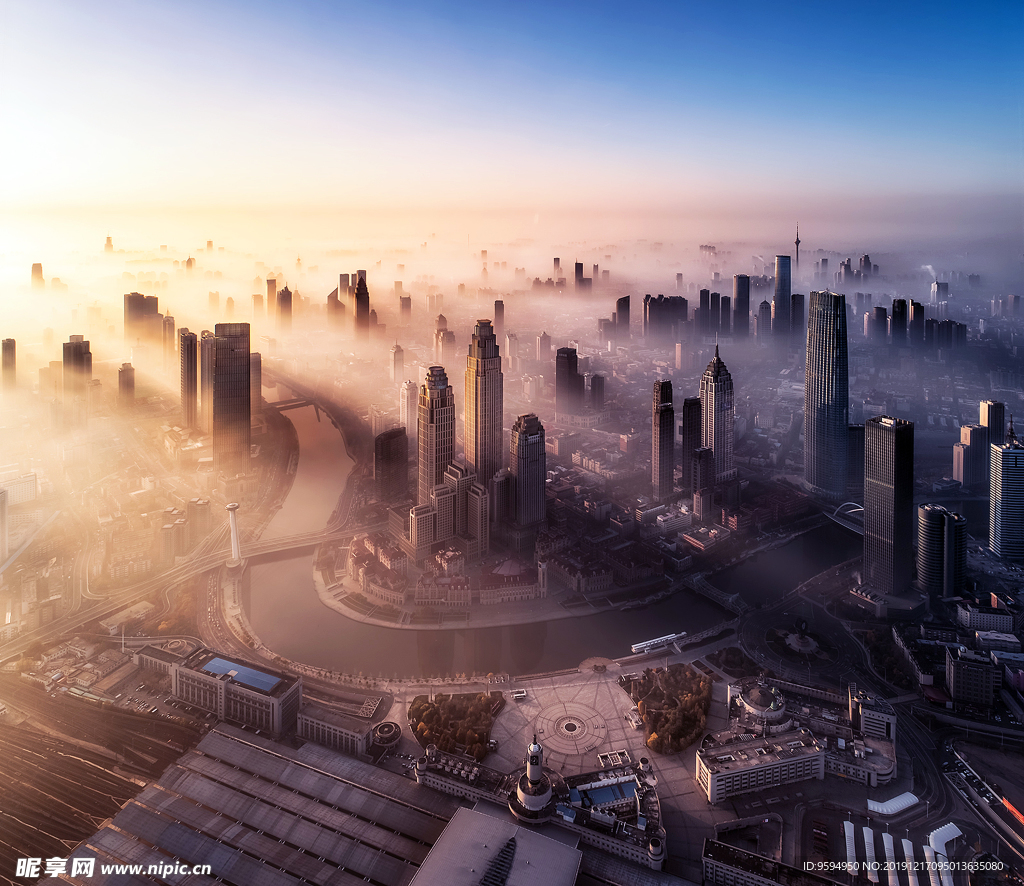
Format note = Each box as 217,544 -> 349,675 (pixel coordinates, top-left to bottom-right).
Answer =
510,413 -> 546,528
700,346 -> 736,484
917,503 -> 966,599
179,328 -> 198,429
652,379 -> 674,502
772,255 -> 791,339
804,291 -> 849,500
212,323 -> 251,475
465,319 -> 504,487
417,366 -> 455,505
990,420 -> 1024,561
864,416 -> 914,595
732,275 -> 750,338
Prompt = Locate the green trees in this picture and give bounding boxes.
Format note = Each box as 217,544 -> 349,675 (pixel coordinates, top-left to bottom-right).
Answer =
406,691 -> 505,762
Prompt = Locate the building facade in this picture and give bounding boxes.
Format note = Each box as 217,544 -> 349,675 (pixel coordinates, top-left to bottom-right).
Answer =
863,416 -> 914,595
465,319 -> 504,487
212,323 -> 251,475
990,421 -> 1024,561
916,503 -> 966,600
652,380 -> 674,502
417,366 -> 455,505
700,346 -> 736,485
804,291 -> 849,500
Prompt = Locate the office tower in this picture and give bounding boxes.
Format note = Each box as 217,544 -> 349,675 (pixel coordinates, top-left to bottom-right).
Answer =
2,339 -> 14,391
390,344 -> 404,383
212,323 -> 251,475
863,416 -> 914,595
990,420 -> 1024,561
277,286 -> 292,332
62,335 -> 92,428
615,296 -> 630,341
417,366 -> 455,505
643,293 -> 688,341
161,314 -> 176,370
719,295 -> 731,336
757,301 -> 772,343
493,300 -> 504,344
679,397 -> 702,494
199,330 -> 215,433
869,306 -> 888,343
773,256 -> 792,340
847,424 -> 865,497
399,295 -> 411,325
732,275 -> 750,338
250,352 -> 262,416
909,301 -> 925,345
374,428 -> 409,502
980,400 -> 1005,453
554,257 -> 561,276
789,293 -> 803,339
952,424 -> 987,489
590,374 -> 605,411
930,281 -> 948,304
692,446 -> 715,520
917,504 -> 966,600
698,289 -> 711,333
891,299 -> 908,346
326,289 -> 342,326
536,331 -> 551,362
123,292 -> 160,344
652,380 -> 674,502
352,276 -> 370,338
574,262 -> 584,289
266,278 -> 277,317
504,332 -> 519,373
794,225 -> 800,266
510,413 -> 546,528
117,363 -> 135,409
555,347 -> 583,417
804,291 -> 849,500
178,329 -> 198,429
700,346 -> 736,484
399,379 -> 418,449
710,291 -> 721,333
465,319 -> 504,488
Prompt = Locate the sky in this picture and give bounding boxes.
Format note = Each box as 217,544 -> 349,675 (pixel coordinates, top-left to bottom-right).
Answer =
2,0 -> 1021,228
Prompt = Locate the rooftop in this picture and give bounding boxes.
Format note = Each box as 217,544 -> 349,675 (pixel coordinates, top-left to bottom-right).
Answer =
182,648 -> 298,697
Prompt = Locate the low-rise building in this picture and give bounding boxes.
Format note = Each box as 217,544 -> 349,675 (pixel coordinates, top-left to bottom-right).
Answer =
945,645 -> 1001,708
297,703 -> 372,759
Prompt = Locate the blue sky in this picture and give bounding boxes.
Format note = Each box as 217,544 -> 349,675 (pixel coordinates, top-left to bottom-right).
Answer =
2,0 -> 1020,213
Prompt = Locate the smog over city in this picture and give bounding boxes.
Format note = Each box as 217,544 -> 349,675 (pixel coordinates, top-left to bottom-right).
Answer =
1,1 -> 1022,884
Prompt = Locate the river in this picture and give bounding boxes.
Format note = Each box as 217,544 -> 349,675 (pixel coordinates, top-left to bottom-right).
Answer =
243,397 -> 858,676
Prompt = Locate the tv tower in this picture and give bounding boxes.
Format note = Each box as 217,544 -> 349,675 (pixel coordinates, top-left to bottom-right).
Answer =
794,225 -> 801,267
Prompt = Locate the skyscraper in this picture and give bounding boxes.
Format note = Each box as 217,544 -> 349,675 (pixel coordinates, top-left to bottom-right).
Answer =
123,292 -> 159,344
615,295 -> 630,341
891,299 -> 908,346
2,339 -> 15,391
510,413 -> 546,528
863,416 -> 914,595
555,347 -> 583,417
390,344 -> 404,383
990,420 -> 1024,561
700,346 -> 736,484
212,323 -> 251,475
952,424 -> 987,489
732,275 -> 750,338
980,400 -> 1006,481
199,330 -> 215,434
353,276 -> 370,339
277,286 -> 292,332
757,301 -> 772,344
400,379 -> 418,447
789,293 -> 804,340
773,255 -> 792,340
417,366 -> 455,505
536,331 -> 551,362
374,428 -> 409,503
493,300 -> 504,344
917,504 -> 966,600
652,380 -> 674,502
250,352 -> 262,415
679,397 -> 702,494
804,291 -> 849,500
465,319 -> 504,488
118,363 -> 135,409
62,335 -> 92,428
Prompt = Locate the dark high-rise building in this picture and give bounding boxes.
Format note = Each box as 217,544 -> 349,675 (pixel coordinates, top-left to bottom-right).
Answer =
354,276 -> 370,339
980,400 -> 1006,454
757,300 -> 772,343
909,301 -> 925,345
250,352 -> 262,416
417,366 -> 455,505
536,331 -> 551,362
719,295 -> 731,336
804,291 -> 849,500
652,380 -> 674,502
733,275 -> 750,337
162,315 -> 176,370
399,295 -> 411,325
643,293 -> 688,341
615,296 -> 630,341
590,374 -> 605,411
917,504 -> 966,600
710,291 -> 721,333
277,286 -> 292,332
465,320 -> 504,487
891,299 -> 908,346
62,335 -> 92,428
773,256 -> 791,340
574,262 -> 584,289
212,323 -> 251,475
789,293 -> 804,340
510,413 -> 546,528
863,416 -> 914,595
2,339 -> 14,391
953,424 -> 987,490
200,330 -> 216,434
555,347 -> 583,417
327,289 -> 342,327
123,292 -> 160,344
990,420 -> 1024,561
266,278 -> 277,316
679,397 -> 702,494
180,329 -> 198,428
700,346 -> 735,484
118,363 -> 135,408
869,306 -> 888,344
374,428 -> 409,503
847,424 -> 865,497
493,300 -> 504,344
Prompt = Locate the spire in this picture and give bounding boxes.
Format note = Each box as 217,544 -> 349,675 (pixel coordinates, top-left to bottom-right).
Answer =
715,343 -> 720,359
